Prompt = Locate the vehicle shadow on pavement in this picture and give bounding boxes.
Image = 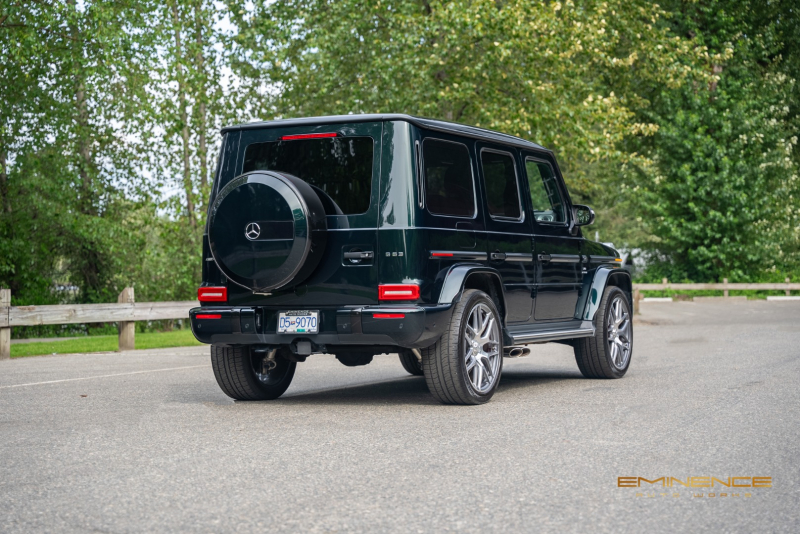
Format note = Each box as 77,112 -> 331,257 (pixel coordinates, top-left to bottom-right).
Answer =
497,369 -> 584,392
255,369 -> 585,406
273,376 -> 437,406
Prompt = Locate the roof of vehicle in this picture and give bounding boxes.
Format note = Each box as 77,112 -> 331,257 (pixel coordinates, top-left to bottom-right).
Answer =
220,114 -> 549,152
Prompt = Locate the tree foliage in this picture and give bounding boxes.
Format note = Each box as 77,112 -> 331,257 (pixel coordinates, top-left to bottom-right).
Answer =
1,0 -> 798,316
231,0 -> 707,178
628,0 -> 800,281
1,0 -> 157,305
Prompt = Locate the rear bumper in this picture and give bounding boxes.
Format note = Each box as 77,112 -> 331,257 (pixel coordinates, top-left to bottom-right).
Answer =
189,304 -> 454,349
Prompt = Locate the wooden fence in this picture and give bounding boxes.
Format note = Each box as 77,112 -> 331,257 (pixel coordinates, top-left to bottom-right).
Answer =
1,278 -> 797,359
631,277 -> 799,313
0,288 -> 195,360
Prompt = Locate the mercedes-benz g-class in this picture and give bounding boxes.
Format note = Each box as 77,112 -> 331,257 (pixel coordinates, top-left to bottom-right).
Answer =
190,114 -> 633,404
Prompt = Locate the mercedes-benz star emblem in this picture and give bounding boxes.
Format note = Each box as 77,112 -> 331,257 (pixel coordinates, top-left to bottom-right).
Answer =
245,222 -> 261,241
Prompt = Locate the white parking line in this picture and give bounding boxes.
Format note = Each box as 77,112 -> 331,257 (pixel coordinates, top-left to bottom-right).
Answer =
0,365 -> 210,389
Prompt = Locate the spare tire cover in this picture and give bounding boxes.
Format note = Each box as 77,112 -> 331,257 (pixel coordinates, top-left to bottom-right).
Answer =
208,171 -> 327,292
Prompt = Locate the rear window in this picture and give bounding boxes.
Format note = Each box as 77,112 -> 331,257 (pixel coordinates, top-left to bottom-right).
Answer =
423,138 -> 475,218
242,136 -> 374,215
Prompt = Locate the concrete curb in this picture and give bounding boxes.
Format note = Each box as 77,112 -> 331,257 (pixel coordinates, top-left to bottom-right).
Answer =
693,296 -> 748,302
641,296 -> 798,303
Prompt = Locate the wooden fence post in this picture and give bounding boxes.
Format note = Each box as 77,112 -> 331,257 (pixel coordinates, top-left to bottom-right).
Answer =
787,278 -> 792,297
0,288 -> 10,360
633,287 -> 641,315
118,287 -> 135,351
723,278 -> 729,298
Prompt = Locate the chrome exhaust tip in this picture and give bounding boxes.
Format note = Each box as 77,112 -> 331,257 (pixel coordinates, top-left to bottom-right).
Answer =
504,346 -> 531,358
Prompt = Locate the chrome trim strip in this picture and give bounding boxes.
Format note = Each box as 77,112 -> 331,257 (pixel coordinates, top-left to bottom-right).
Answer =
430,250 -> 489,261
590,255 -> 618,263
504,253 -> 534,262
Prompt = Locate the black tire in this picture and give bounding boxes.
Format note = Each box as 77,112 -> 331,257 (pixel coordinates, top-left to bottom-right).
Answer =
422,289 -> 504,405
211,345 -> 296,400
398,350 -> 424,376
574,286 -> 633,379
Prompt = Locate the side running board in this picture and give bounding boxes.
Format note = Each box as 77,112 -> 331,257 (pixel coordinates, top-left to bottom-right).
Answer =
508,322 -> 595,345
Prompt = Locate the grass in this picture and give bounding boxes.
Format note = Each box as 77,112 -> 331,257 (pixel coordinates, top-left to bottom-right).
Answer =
11,329 -> 203,359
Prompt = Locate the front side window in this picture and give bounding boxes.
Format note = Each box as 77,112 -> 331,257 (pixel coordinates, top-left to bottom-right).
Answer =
525,159 -> 566,223
242,136 -> 374,215
423,138 -> 475,217
480,150 -> 522,220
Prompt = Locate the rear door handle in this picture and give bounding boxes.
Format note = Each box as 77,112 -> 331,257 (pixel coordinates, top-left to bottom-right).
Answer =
490,252 -> 507,261
549,254 -> 581,263
344,251 -> 374,260
538,253 -> 551,262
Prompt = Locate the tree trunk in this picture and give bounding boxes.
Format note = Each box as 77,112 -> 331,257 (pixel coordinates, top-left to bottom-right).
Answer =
0,149 -> 9,214
76,80 -> 94,215
198,100 -> 208,193
195,1 -> 208,195
709,64 -> 723,93
69,0 -> 94,216
172,1 -> 196,230
70,0 -> 103,301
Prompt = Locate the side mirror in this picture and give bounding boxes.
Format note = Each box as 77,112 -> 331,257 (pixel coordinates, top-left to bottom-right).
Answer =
573,204 -> 595,226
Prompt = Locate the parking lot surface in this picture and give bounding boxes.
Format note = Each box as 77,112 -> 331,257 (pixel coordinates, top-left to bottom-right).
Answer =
1,300 -> 799,533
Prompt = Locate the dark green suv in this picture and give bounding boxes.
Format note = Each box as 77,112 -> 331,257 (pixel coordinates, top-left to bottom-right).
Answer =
190,114 -> 633,404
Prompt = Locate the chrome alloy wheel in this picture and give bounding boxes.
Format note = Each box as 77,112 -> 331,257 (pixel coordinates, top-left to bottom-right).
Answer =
464,302 -> 501,394
606,296 -> 632,369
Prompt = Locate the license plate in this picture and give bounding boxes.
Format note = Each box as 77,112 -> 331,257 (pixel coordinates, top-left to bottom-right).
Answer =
277,311 -> 319,334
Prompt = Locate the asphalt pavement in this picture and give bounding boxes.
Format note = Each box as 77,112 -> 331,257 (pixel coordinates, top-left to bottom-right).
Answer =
1,300 -> 798,533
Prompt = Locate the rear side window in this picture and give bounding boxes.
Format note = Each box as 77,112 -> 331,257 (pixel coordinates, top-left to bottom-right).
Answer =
423,138 -> 475,218
242,136 -> 374,215
525,159 -> 566,223
480,150 -> 522,219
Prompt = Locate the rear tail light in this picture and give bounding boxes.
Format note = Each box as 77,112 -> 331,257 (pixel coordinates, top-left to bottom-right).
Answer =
373,313 -> 406,319
198,287 -> 227,302
196,314 -> 222,320
378,284 -> 420,301
281,132 -> 338,140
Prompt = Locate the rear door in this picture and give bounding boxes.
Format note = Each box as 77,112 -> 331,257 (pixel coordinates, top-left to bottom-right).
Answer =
415,133 -> 488,304
476,144 -> 535,324
227,120 -> 383,306
522,153 -> 583,321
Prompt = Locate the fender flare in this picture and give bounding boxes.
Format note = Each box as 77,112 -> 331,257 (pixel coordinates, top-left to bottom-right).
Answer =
437,264 -> 508,323
575,266 -> 632,322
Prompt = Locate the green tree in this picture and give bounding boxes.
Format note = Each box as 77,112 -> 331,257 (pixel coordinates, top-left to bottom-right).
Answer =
134,0 -> 233,301
1,1 -> 231,308
628,0 -> 800,281
1,1 -> 60,303
0,1 -> 157,305
231,0 -> 703,178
